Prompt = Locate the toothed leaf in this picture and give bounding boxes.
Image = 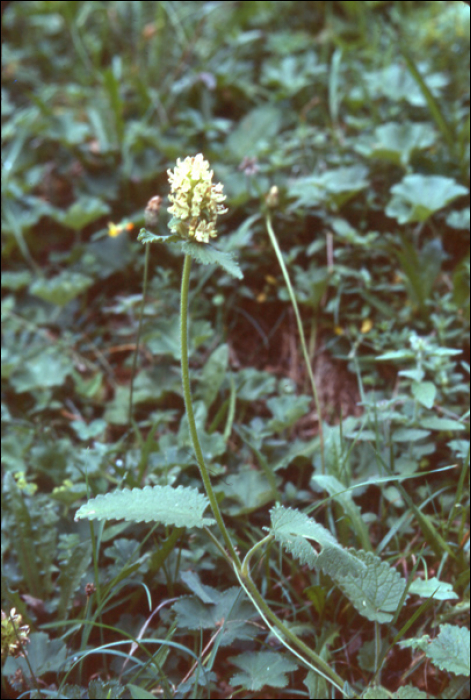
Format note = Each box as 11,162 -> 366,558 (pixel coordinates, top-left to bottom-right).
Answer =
181,240 -> 243,279
75,484 -> 215,528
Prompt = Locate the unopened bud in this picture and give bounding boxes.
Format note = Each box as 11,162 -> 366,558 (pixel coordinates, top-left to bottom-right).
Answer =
265,186 -> 279,209
145,195 -> 162,231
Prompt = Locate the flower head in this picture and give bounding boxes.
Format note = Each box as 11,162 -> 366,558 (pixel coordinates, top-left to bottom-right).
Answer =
167,154 -> 227,244
1,609 -> 30,661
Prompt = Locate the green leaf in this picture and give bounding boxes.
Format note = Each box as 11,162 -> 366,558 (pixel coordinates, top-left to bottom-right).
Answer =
234,368 -> 277,401
146,317 -> 212,361
447,207 -> 470,230
75,484 -> 215,528
52,196 -> 110,230
137,228 -> 180,244
173,586 -> 256,645
420,417 -> 465,431
229,650 -> 298,691
10,346 -> 73,393
366,121 -> 436,167
1,270 -> 32,290
386,174 -> 468,224
311,475 -> 372,552
218,468 -> 277,516
226,104 -> 283,158
3,632 -> 67,678
408,576 -> 458,601
140,232 -> 244,279
127,684 -> 156,699
411,381 -> 436,409
426,624 -> 470,676
448,439 -> 470,461
56,534 -> 92,617
270,504 -> 339,547
288,165 -> 369,210
30,271 -> 93,306
180,569 -> 219,604
318,548 -> 407,623
376,349 -> 415,361
266,394 -> 311,431
360,685 -> 390,699
88,679 -> 127,700
269,504 -> 340,568
392,428 -> 431,442
393,686 -> 430,699
198,343 -> 229,410
181,240 -> 243,279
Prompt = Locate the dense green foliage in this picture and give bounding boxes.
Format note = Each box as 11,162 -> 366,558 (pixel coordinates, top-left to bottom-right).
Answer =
1,1 -> 470,698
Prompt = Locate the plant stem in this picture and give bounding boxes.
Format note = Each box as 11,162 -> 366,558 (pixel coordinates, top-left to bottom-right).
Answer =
180,254 -> 241,567
265,214 -> 325,473
234,548 -> 347,693
181,253 -> 345,692
129,242 -> 150,425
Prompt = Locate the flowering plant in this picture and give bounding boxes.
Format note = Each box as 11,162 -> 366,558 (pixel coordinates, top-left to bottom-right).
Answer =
167,153 -> 227,244
1,608 -> 30,661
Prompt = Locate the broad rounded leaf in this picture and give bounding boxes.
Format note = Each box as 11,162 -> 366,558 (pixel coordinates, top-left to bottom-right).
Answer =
30,272 -> 93,306
386,175 -> 468,224
53,196 -> 110,230
427,624 -> 470,676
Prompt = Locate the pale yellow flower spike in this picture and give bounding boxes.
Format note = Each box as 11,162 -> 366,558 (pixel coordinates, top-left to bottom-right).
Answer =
167,153 -> 227,244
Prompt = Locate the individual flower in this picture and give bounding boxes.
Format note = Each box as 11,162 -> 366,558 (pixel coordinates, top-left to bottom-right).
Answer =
1,609 -> 30,661
167,153 -> 227,244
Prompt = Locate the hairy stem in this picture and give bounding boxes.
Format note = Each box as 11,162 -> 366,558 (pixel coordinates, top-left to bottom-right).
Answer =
180,254 -> 241,567
234,556 -> 346,693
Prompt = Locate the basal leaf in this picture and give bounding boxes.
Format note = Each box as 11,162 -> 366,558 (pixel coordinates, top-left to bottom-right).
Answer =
426,624 -> 470,676
268,505 -> 339,567
269,504 -> 339,547
319,548 -> 407,623
75,484 -> 215,528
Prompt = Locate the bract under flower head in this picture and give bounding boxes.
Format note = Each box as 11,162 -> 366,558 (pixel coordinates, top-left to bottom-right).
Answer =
167,154 -> 227,244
